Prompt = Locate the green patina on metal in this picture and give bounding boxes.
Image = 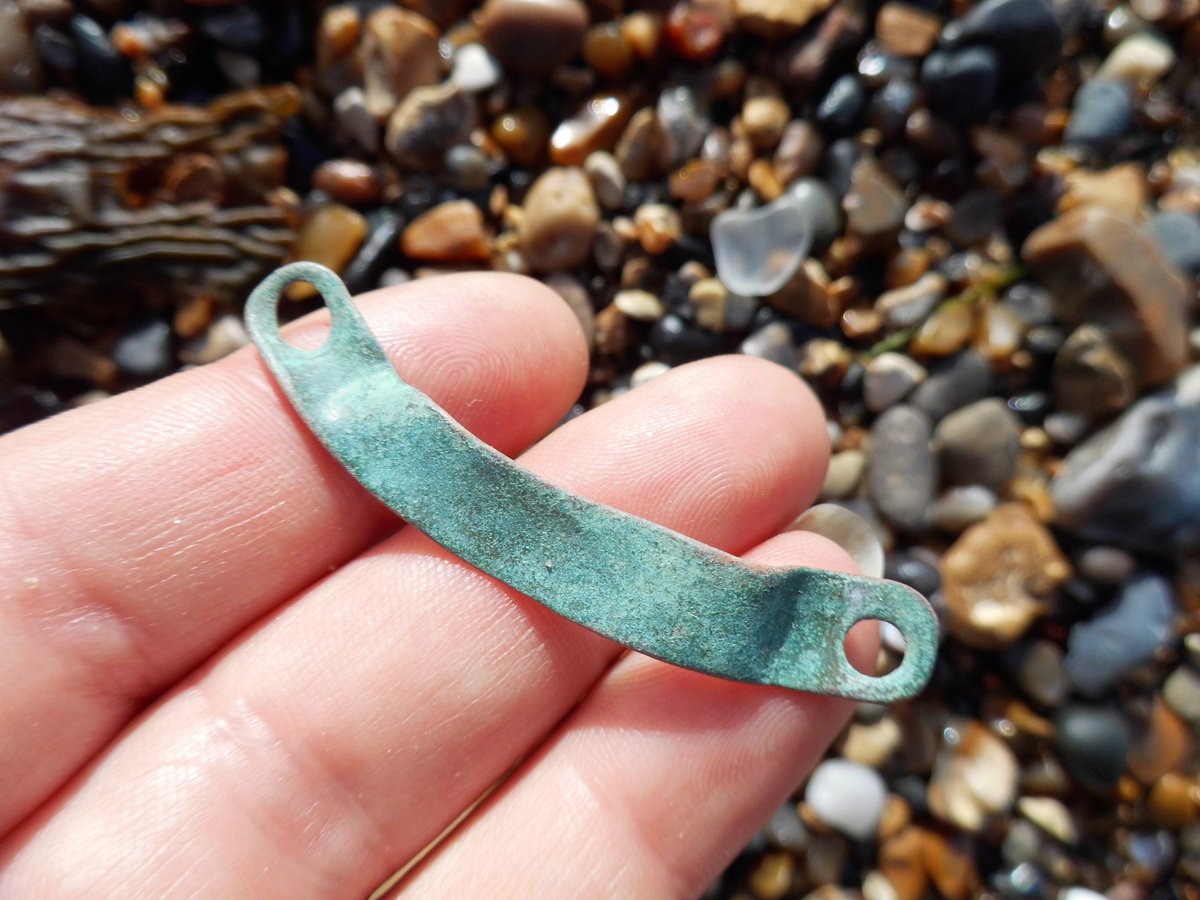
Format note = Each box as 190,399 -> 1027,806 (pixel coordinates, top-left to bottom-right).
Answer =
245,262 -> 939,702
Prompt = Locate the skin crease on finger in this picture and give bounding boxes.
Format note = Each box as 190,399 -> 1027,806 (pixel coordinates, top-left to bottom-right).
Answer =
0,273 -> 589,837
0,356 -> 835,898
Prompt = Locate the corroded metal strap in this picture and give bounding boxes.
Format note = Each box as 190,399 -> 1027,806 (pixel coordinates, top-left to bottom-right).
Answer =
245,262 -> 938,702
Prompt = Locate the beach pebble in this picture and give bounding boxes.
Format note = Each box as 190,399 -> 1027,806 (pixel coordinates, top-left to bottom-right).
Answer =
1097,32 -> 1176,85
519,167 -> 599,272
361,8 -> 441,119
384,83 -> 476,169
934,399 -> 1021,490
1018,797 -> 1077,844
867,405 -> 938,533
1053,325 -> 1137,419
941,504 -> 1071,648
940,0 -> 1064,80
931,485 -> 997,533
739,322 -> 795,367
805,759 -> 888,841
845,157 -> 908,237
1076,546 -> 1135,585
864,352 -> 927,413
1063,573 -> 1175,696
1163,666 -> 1200,725
921,47 -> 1000,125
876,2 -> 942,57
1145,211 -> 1200,280
111,320 -> 172,378
479,0 -> 588,76
820,450 -> 867,501
928,720 -> 1019,832
1063,79 -> 1135,150
1013,639 -> 1068,707
400,200 -> 491,262
451,43 -> 501,93
736,0 -> 835,38
1054,705 -> 1133,791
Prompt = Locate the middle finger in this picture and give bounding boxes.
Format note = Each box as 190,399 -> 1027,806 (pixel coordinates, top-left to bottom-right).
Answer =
0,356 -> 829,899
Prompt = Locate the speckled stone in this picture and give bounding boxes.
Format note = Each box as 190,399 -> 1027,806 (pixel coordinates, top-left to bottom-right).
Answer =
384,83 -> 476,170
934,398 -> 1021,490
867,404 -> 937,533
519,167 -> 599,272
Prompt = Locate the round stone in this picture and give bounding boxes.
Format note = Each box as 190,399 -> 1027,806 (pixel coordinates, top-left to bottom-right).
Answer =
1054,705 -> 1133,791
805,758 -> 888,841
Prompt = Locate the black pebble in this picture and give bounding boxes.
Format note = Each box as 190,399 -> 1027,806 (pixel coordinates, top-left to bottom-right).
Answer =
922,47 -> 1001,125
1053,705 -> 1133,791
70,15 -> 132,103
940,0 -> 1064,81
816,74 -> 867,137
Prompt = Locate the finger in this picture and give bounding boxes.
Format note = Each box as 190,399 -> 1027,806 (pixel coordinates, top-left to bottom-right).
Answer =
0,273 -> 588,835
0,358 -> 831,898
403,532 -> 874,898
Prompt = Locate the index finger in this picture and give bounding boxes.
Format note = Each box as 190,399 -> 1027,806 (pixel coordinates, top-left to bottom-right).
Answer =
0,273 -> 588,836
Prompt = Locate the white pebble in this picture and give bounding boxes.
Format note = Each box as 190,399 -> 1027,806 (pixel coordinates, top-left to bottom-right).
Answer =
1097,33 -> 1176,84
805,758 -> 887,841
451,43 -> 501,93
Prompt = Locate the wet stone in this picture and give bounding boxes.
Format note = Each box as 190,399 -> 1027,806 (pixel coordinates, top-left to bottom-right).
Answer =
935,398 -> 1021,490
941,503 -> 1071,649
549,94 -> 632,167
816,74 -> 866,137
867,404 -> 937,533
312,160 -> 381,207
478,0 -> 588,77
1063,79 -> 1135,150
1023,207 -> 1190,387
805,758 -> 888,841
1051,366 -> 1200,554
519,167 -> 599,272
1054,705 -> 1133,791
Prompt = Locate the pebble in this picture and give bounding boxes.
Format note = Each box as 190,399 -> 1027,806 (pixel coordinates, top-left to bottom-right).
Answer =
1076,546 -> 1135,586
492,107 -> 551,168
773,120 -> 824,184
615,109 -> 670,182
844,158 -> 908,238
1163,666 -> 1200,725
384,83 -> 476,170
361,8 -> 441,119
443,145 -> 496,192
791,503 -> 885,578
764,802 -> 809,853
1145,211 -> 1200,280
816,74 -> 867,136
1129,698 -> 1192,784
1051,366 -> 1200,553
928,720 -> 1019,833
735,0 -> 835,38
1053,704 -> 1133,791
864,352 -> 927,413
400,200 -> 491,263
909,302 -> 974,357
450,43 -> 501,93
930,485 -> 998,534
0,0 -> 42,94
940,0 -> 1064,80
921,47 -> 1000,125
1013,639 -> 1068,707
867,405 -> 937,533
657,86 -> 709,167
111,320 -> 172,378
876,3 -> 942,57
842,715 -> 902,768
311,160 -> 382,207
1147,773 -> 1198,829
1060,163 -> 1148,222
879,827 -> 929,900
805,758 -> 888,841
820,449 -> 867,501
583,151 -> 626,211
787,178 -> 842,248
875,273 -> 948,331
478,0 -> 588,76
1063,79 -> 1135,150
748,851 -> 794,899
1063,573 -> 1175,696
1097,32 -> 1176,85
741,95 -> 790,151
941,503 -> 1071,648
612,288 -> 664,322
1023,207 -> 1190,387
180,315 -> 248,366
1052,325 -> 1137,419
934,398 -> 1022,490
288,205 -> 368,298
519,167 -> 599,272
1017,796 -> 1078,844
333,87 -> 379,153
910,351 -> 993,422
583,22 -> 634,79
739,321 -> 794,367
711,190 -> 814,297
633,204 -> 681,255
629,360 -> 670,388
549,94 -> 632,167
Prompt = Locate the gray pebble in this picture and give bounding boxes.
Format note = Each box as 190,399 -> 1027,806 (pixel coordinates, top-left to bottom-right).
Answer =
1064,79 -> 1135,149
935,398 -> 1021,490
820,449 -> 867,501
111,320 -> 172,378
1014,639 -> 1068,707
1052,365 -> 1200,553
1063,574 -> 1175,696
931,485 -> 998,533
868,404 -> 938,533
583,151 -> 626,211
911,350 -> 992,422
1145,211 -> 1200,280
1076,546 -> 1135,586
1053,705 -> 1132,791
875,273 -> 948,331
739,322 -> 795,368
1163,665 -> 1200,724
864,352 -> 927,413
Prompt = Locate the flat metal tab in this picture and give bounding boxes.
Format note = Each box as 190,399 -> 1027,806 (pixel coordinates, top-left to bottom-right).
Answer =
246,262 -> 939,702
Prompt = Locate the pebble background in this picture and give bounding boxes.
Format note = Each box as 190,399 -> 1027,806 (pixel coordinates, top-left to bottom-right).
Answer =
1,0 -> 1199,897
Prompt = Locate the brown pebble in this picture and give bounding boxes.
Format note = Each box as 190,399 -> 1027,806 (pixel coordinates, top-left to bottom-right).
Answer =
1059,163 -> 1149,221
769,259 -> 843,328
773,119 -> 824,184
615,108 -> 670,182
974,302 -> 1027,362
921,829 -> 982,900
928,720 -> 1019,832
879,827 -> 929,900
748,158 -> 783,200
492,107 -> 551,168
594,302 -> 633,355
941,503 -> 1071,649
1023,206 -> 1190,386
665,1 -> 729,60
400,200 -> 491,263
1053,324 -> 1137,418
910,302 -> 974,356
748,851 -> 795,899
173,296 -> 214,340
621,11 -> 663,60
550,94 -> 633,167
741,95 -> 791,151
519,167 -> 600,271
0,1 -> 43,94
316,5 -> 360,72
669,158 -> 726,203
845,157 -> 908,238
1147,772 -> 1199,828
288,205 -> 368,299
1129,698 -> 1193,784
583,21 -> 633,80
312,160 -> 382,207
385,83 -> 476,169
875,2 -> 942,57
736,0 -> 835,37
633,203 -> 681,255
479,0 -> 589,76
361,8 -> 441,119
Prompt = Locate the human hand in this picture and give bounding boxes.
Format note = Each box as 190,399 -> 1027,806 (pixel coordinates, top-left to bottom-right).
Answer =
0,274 -> 866,897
